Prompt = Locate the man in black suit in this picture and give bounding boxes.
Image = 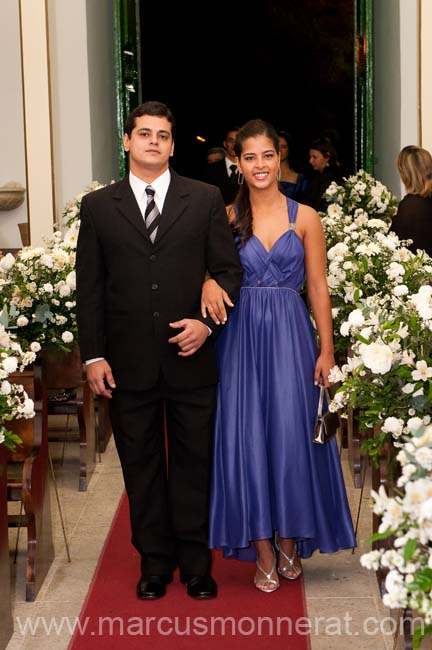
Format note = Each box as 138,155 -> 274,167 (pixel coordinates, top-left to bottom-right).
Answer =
76,101 -> 242,600
206,127 -> 240,205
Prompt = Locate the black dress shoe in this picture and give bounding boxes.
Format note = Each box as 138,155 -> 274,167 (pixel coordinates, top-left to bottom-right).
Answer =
136,575 -> 172,600
182,575 -> 217,599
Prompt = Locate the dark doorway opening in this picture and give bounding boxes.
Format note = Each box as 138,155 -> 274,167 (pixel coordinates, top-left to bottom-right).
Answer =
140,0 -> 354,181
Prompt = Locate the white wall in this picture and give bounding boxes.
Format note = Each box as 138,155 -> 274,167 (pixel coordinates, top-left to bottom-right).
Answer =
48,0 -> 93,223
374,0 -> 419,198
0,1 -> 28,249
421,0 -> 432,152
48,0 -> 118,224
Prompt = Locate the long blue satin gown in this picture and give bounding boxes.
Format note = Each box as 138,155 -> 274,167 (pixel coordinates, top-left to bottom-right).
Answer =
209,197 -> 356,561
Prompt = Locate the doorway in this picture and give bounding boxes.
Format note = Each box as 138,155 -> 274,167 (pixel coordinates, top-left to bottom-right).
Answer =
115,0 -> 373,179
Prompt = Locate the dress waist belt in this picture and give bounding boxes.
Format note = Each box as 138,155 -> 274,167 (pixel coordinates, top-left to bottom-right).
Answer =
241,286 -> 300,294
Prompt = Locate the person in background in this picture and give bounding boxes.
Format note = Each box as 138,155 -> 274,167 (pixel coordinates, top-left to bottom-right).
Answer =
278,130 -> 307,200
201,119 -> 355,593
206,126 -> 240,205
391,145 -> 432,257
206,146 -> 226,164
76,101 -> 243,602
301,136 -> 341,212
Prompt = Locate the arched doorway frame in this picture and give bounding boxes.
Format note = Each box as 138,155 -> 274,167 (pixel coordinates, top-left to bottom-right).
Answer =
114,0 -> 374,176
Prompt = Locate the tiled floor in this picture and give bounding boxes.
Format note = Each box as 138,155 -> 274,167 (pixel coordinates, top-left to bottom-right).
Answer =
4,422 -> 413,649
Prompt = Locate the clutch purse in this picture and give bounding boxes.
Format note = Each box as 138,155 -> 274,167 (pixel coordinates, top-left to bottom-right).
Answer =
313,386 -> 339,444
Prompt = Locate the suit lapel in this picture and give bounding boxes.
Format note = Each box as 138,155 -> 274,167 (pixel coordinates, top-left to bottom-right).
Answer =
112,177 -> 150,242
154,171 -> 189,246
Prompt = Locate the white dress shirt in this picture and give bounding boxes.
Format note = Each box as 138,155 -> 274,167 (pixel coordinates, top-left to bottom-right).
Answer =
129,168 -> 171,218
224,157 -> 237,176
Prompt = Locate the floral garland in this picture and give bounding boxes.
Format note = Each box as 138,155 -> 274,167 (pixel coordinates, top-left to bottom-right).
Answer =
323,171 -> 432,648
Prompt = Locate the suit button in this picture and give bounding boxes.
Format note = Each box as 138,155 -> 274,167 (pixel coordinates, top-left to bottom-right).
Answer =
150,254 -> 157,261
151,283 -> 158,290
153,311 -> 160,318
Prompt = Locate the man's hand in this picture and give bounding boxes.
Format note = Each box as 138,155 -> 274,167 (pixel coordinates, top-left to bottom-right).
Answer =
168,319 -> 209,357
86,360 -> 116,398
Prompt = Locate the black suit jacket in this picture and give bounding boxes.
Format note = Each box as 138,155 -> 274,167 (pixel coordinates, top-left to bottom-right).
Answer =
205,159 -> 238,205
76,172 -> 243,390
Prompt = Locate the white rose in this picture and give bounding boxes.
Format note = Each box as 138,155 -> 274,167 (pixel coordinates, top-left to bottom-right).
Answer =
61,331 -> 74,344
16,315 -> 29,327
22,398 -> 35,416
359,342 -> 393,374
0,253 -> 16,272
382,417 -> 404,436
393,284 -> 408,297
2,356 -> 18,374
0,380 -> 11,395
30,342 -> 41,353
348,309 -> 365,328
66,271 -> 76,290
340,321 -> 350,337
43,283 -> 53,294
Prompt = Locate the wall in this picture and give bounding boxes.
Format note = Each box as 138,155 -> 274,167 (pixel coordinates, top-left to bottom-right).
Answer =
0,1 -> 28,248
48,0 -> 93,223
48,0 -> 118,223
421,0 -> 432,151
374,0 -> 419,198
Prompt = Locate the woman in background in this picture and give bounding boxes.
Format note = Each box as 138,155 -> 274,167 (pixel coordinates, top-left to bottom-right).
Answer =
301,137 -> 341,212
391,145 -> 432,257
278,131 -> 307,200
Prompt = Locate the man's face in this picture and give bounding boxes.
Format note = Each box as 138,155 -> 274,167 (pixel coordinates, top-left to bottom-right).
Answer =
123,114 -> 174,173
224,130 -> 239,160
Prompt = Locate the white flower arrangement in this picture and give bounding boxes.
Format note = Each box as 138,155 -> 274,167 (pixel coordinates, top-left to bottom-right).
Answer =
0,238 -> 77,352
62,181 -> 108,228
0,324 -> 36,450
360,421 -> 432,646
0,180 -> 110,353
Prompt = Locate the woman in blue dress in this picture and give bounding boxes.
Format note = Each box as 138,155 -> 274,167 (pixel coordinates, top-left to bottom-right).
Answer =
277,131 -> 307,200
202,119 -> 355,593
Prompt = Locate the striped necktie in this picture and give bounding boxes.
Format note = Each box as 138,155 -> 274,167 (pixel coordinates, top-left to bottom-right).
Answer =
144,186 -> 160,243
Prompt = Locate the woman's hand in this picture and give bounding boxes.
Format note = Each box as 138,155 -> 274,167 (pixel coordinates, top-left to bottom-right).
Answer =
314,352 -> 335,388
201,278 -> 234,325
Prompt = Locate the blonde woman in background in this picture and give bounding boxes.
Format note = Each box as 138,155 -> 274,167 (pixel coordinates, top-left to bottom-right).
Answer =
392,145 -> 432,257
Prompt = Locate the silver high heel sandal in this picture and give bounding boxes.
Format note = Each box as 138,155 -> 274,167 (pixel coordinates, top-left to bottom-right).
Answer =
275,533 -> 302,580
254,553 -> 280,593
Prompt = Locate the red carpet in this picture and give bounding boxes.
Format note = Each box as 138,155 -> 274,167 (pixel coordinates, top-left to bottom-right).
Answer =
68,494 -> 310,649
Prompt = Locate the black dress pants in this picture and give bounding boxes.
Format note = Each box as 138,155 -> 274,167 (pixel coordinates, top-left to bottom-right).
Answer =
109,380 -> 216,579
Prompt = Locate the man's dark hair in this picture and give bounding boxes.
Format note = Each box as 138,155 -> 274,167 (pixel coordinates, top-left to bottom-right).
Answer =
124,101 -> 176,138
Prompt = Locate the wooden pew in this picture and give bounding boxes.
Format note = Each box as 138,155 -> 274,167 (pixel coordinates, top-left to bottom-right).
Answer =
0,444 -> 13,649
7,364 -> 54,601
43,346 -> 96,491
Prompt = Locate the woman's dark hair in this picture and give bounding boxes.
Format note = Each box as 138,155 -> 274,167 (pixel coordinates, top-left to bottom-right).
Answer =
309,136 -> 339,167
232,119 -> 280,245
124,101 -> 176,138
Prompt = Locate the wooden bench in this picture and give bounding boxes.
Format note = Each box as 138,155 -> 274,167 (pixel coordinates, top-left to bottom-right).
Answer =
7,364 -> 54,601
0,445 -> 13,649
43,347 -> 96,491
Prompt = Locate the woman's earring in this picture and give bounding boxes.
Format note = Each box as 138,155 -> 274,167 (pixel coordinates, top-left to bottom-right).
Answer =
277,166 -> 281,181
238,172 -> 244,185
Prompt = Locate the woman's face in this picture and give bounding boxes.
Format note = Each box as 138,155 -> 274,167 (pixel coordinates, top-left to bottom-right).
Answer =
237,135 -> 280,191
309,148 -> 329,172
279,137 -> 289,163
